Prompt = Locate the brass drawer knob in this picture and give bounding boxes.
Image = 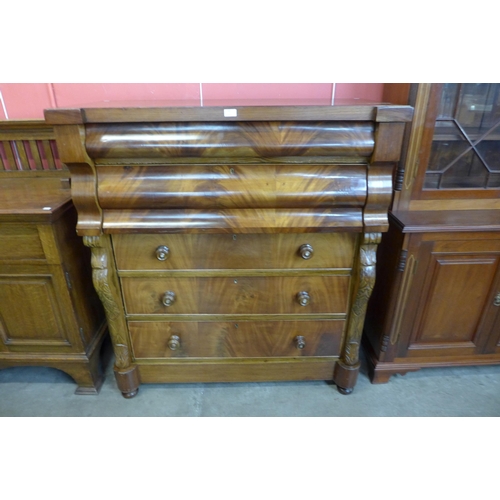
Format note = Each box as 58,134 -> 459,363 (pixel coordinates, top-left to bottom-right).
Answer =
298,244 -> 314,260
296,291 -> 310,306
168,335 -> 180,350
156,245 -> 170,261
494,292 -> 500,307
162,291 -> 176,307
294,335 -> 306,349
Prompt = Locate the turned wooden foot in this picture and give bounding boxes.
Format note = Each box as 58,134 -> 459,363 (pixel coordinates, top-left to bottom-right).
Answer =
121,387 -> 139,399
114,365 -> 140,398
337,386 -> 354,395
333,360 -> 360,395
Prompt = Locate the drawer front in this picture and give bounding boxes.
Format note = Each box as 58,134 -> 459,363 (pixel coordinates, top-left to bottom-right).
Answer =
97,164 -> 367,209
129,320 -> 344,358
0,225 -> 45,262
113,233 -> 356,271
122,276 -> 349,315
87,121 -> 375,159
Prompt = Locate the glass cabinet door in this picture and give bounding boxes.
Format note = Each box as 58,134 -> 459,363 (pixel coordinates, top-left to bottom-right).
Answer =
424,83 -> 500,190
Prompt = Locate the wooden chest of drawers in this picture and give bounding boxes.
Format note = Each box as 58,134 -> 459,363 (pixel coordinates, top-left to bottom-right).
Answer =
0,178 -> 107,393
46,103 -> 412,397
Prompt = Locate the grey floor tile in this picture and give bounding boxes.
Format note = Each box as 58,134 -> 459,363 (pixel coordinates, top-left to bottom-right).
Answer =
1,355 -> 499,417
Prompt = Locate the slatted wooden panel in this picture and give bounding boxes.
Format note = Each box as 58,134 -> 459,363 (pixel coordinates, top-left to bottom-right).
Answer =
0,121 -> 65,172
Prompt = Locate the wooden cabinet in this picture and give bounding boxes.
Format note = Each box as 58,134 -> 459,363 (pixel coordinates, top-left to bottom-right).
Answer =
0,178 -> 107,393
46,103 -> 412,397
364,84 -> 500,383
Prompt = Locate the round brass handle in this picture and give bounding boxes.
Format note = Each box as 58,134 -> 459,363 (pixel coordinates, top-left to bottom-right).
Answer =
295,336 -> 306,349
162,291 -> 176,307
156,245 -> 170,261
168,335 -> 180,351
298,244 -> 314,260
494,292 -> 500,307
296,291 -> 310,306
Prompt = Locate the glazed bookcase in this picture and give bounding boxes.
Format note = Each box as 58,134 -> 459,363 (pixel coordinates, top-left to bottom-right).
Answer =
364,83 -> 500,383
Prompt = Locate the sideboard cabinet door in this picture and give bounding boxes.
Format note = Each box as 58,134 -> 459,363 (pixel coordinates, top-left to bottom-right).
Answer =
397,235 -> 500,359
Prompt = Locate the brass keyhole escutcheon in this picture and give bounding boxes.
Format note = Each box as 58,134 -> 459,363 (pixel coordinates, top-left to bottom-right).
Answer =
294,336 -> 306,349
156,245 -> 170,261
296,291 -> 310,306
298,244 -> 314,260
168,335 -> 180,350
162,291 -> 176,307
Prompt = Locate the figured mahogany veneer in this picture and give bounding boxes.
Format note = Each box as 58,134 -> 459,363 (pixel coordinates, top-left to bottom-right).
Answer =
121,275 -> 349,315
129,320 -> 344,359
113,233 -> 356,271
46,104 -> 412,397
97,164 -> 367,209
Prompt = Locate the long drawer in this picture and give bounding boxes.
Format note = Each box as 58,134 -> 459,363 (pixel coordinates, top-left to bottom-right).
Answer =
121,275 -> 349,315
129,320 -> 344,358
113,233 -> 356,271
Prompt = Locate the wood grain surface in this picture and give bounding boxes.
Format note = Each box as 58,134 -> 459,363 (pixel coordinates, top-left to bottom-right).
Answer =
103,208 -> 364,233
121,275 -> 349,315
113,233 -> 356,271
85,121 -> 375,159
129,320 -> 344,358
97,164 -> 367,209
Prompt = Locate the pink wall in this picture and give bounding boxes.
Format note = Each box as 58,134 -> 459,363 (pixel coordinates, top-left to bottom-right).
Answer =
0,83 -> 385,120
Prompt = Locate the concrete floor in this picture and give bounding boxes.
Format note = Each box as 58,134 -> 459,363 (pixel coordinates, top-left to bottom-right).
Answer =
1,344 -> 500,416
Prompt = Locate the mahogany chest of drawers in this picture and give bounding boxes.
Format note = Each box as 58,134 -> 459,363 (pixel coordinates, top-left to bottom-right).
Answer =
46,103 -> 412,397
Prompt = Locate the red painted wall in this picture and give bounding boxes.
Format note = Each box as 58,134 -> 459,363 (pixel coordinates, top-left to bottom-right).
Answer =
0,83 -> 385,120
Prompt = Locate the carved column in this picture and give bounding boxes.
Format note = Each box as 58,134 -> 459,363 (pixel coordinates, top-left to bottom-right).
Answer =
334,232 -> 381,394
83,235 -> 140,398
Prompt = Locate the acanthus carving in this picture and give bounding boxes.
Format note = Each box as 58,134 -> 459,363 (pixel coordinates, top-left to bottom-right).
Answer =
83,235 -> 131,369
341,232 -> 380,367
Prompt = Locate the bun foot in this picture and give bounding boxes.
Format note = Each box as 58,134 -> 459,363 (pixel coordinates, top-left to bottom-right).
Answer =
337,386 -> 353,395
121,388 -> 139,399
114,365 -> 140,398
333,360 -> 359,395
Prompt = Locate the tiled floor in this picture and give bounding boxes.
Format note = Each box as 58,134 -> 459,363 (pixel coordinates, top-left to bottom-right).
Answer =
1,345 -> 499,416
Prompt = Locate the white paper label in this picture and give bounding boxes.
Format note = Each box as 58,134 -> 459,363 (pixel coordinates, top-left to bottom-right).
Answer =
224,109 -> 237,117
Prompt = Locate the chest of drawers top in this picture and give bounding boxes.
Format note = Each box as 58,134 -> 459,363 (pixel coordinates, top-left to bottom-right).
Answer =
45,104 -> 412,237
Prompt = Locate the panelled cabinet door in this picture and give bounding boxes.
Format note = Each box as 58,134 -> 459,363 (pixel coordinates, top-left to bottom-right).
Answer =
0,270 -> 81,353
397,235 -> 500,359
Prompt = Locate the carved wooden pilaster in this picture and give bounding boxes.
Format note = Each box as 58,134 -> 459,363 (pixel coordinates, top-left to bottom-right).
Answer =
334,232 -> 381,393
83,235 -> 132,371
